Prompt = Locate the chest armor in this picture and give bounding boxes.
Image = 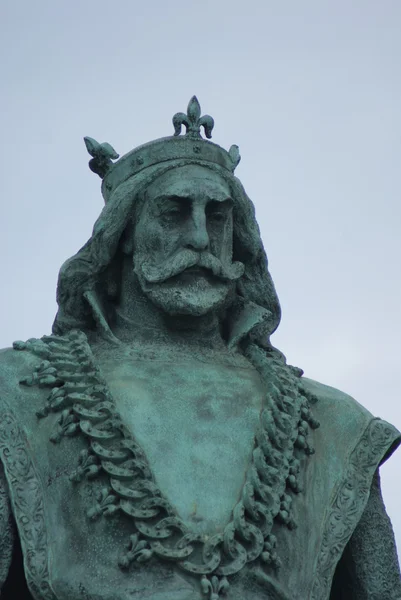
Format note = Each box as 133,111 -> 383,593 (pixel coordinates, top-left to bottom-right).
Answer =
0,332 -> 398,600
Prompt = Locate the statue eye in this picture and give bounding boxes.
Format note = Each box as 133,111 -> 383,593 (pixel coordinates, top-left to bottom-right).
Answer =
160,205 -> 184,219
206,199 -> 231,223
208,211 -> 225,222
159,198 -> 190,220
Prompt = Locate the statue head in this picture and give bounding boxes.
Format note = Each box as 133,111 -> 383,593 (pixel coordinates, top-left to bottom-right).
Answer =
53,97 -> 281,345
129,163 -> 246,318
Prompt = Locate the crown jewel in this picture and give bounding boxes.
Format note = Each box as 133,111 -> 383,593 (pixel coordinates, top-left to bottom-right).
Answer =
84,96 -> 241,202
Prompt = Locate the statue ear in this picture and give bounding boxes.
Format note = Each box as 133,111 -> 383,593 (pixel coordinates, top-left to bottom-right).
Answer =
120,222 -> 134,255
119,189 -> 146,255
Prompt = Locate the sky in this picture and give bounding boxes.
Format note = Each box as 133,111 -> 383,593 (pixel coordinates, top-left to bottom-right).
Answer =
1,0 -> 400,560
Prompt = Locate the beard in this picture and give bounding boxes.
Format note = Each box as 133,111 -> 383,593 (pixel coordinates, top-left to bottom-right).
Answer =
133,249 -> 244,317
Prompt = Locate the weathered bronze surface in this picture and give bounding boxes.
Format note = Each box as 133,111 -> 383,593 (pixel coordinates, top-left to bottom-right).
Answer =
0,97 -> 400,599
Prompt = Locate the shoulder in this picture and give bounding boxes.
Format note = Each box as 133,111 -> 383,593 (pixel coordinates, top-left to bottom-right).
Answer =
301,376 -> 372,420
0,341 -> 47,413
302,376 -> 401,466
0,344 -> 42,383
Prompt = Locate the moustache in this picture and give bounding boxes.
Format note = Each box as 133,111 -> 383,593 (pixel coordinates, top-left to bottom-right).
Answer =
139,250 -> 245,284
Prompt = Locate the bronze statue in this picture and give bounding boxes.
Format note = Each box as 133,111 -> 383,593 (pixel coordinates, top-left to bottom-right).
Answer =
0,97 -> 400,599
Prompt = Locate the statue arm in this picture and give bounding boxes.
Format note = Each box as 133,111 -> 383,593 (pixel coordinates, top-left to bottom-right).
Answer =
331,470 -> 401,599
0,463 -> 14,592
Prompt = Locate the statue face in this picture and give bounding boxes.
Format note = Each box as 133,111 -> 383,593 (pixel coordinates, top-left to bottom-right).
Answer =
132,164 -> 244,317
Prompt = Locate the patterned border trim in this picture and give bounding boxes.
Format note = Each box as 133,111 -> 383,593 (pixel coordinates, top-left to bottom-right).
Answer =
0,465 -> 13,590
310,418 -> 400,600
0,410 -> 57,600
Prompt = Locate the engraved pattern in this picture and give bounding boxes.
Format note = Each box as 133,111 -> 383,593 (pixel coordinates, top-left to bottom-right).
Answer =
345,471 -> 401,599
14,331 -> 319,598
0,412 -> 57,600
311,419 -> 400,600
0,464 -> 14,590
330,471 -> 401,599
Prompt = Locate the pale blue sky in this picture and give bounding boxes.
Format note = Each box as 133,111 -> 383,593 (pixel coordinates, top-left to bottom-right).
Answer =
1,0 -> 401,554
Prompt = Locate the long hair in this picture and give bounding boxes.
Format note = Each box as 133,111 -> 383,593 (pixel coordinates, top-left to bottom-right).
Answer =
52,159 -> 281,344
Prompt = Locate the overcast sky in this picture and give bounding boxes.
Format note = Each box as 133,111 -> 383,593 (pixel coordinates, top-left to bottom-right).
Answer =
1,1 -> 400,557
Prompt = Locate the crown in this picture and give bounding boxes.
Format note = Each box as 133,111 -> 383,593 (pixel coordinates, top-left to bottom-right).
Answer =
84,96 -> 241,202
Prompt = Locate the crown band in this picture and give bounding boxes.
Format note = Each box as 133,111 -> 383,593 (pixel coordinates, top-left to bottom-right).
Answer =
101,135 -> 237,201
84,96 -> 241,203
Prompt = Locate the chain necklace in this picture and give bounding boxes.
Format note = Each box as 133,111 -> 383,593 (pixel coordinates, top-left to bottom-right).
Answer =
16,330 -> 319,599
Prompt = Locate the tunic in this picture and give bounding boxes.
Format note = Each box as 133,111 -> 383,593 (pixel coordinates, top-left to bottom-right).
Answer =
0,338 -> 400,600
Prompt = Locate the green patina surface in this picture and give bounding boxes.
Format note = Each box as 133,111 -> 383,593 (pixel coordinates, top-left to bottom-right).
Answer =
0,97 -> 400,600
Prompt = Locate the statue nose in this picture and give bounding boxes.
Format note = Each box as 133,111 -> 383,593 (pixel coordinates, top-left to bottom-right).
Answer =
185,210 -> 209,251
186,230 -> 209,251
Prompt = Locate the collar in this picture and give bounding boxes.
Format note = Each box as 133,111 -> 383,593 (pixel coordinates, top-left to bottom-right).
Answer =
84,290 -> 273,349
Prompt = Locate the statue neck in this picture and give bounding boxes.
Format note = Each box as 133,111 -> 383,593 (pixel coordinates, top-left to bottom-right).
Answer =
111,257 -> 227,351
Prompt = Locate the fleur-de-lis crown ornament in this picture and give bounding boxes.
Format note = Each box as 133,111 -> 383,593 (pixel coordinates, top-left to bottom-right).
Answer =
173,96 -> 214,139
84,137 -> 120,179
84,96 -> 241,203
